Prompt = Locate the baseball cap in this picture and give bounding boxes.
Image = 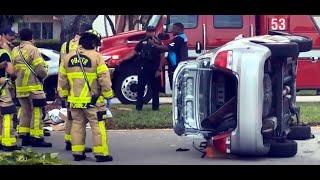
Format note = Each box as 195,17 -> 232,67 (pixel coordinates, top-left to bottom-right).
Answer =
145,26 -> 156,32
1,27 -> 17,36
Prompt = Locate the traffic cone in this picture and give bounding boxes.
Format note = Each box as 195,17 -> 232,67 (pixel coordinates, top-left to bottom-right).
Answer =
204,139 -> 215,158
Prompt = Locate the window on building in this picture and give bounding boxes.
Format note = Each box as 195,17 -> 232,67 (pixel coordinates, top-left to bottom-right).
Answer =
167,15 -> 198,32
213,15 -> 243,28
17,22 -> 54,40
42,23 -> 53,39
30,23 -> 41,39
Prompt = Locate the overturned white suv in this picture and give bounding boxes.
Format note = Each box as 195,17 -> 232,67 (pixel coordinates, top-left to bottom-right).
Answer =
172,31 -> 314,157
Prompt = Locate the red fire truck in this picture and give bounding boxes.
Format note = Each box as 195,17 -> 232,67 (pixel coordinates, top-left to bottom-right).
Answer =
99,15 -> 320,104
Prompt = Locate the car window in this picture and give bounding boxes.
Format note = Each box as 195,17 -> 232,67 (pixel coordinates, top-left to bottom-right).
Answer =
167,15 -> 198,32
213,15 -> 243,28
41,53 -> 51,61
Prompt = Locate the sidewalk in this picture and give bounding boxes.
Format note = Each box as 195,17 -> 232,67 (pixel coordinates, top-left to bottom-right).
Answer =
111,96 -> 320,104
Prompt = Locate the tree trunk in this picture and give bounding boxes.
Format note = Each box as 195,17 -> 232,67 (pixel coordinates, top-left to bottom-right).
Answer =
60,15 -> 98,43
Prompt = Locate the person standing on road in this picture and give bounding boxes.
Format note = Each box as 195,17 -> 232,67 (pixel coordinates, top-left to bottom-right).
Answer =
122,26 -> 165,111
0,27 -> 20,131
11,28 -> 52,147
150,23 -> 188,89
58,24 -> 93,152
58,30 -> 114,162
0,34 -> 21,151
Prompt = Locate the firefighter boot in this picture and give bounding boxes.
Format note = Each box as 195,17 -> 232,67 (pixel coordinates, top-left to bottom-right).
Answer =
95,155 -> 113,162
73,153 -> 86,161
65,142 -> 92,152
2,145 -> 22,152
21,135 -> 31,146
30,137 -> 52,147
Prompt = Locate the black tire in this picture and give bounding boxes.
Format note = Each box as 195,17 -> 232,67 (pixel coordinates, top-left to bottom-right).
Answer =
114,69 -> 152,104
260,42 -> 299,58
287,125 -> 312,140
268,31 -> 313,52
268,139 -> 297,157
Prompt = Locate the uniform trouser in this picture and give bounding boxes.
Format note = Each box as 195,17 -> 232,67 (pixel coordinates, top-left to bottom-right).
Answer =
70,104 -> 110,156
18,91 -> 46,139
61,99 -> 72,143
136,69 -> 160,110
168,65 -> 176,91
0,85 -> 17,147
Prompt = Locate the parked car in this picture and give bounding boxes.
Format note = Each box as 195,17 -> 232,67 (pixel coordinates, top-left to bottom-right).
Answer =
39,48 -> 59,101
172,32 -> 314,157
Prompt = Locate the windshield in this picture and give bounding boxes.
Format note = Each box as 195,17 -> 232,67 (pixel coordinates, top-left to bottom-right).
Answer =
312,15 -> 320,29
145,15 -> 161,29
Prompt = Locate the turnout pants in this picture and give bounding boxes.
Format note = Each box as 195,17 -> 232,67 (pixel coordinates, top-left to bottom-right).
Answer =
136,68 -> 160,110
18,91 -> 46,139
71,104 -> 110,156
0,85 -> 17,147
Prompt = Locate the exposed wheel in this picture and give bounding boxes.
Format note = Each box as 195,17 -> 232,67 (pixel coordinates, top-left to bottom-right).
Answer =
268,139 -> 297,157
268,31 -> 313,52
260,42 -> 299,58
263,73 -> 272,118
287,125 -> 312,140
114,70 -> 152,104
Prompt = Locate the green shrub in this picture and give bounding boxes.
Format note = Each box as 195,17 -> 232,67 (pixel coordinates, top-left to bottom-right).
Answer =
0,148 -> 68,165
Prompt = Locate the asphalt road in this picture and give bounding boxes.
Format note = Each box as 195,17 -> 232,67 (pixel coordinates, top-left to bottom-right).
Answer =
27,127 -> 320,165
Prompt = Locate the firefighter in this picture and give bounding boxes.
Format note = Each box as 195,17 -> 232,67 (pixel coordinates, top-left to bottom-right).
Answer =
11,28 -> 52,147
0,27 -> 20,131
58,30 -> 114,162
58,24 -> 92,152
0,34 -> 21,151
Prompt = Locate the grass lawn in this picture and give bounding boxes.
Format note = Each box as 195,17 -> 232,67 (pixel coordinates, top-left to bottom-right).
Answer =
108,104 -> 172,129
297,102 -> 320,126
108,102 -> 320,129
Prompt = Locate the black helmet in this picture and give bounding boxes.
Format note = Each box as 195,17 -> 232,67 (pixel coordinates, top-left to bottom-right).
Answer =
79,30 -> 102,49
80,29 -> 102,47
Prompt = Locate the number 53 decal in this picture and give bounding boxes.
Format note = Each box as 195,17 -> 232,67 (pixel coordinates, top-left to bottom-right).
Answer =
269,17 -> 288,31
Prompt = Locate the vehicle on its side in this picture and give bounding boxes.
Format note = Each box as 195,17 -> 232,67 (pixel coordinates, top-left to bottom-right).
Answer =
39,48 -> 60,101
100,15 -> 320,104
172,32 -> 314,157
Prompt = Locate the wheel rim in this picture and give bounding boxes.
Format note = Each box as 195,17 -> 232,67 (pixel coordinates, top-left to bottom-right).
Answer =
121,75 -> 148,102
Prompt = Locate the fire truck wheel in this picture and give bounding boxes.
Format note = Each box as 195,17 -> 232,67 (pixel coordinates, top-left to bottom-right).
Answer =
268,139 -> 297,157
260,42 -> 299,58
114,70 -> 152,104
287,125 -> 312,140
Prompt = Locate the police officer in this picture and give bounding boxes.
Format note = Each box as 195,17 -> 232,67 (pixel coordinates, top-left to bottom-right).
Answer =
122,26 -> 165,111
11,28 -> 52,147
150,23 -> 188,89
0,34 -> 21,151
58,24 -> 92,152
58,30 -> 114,162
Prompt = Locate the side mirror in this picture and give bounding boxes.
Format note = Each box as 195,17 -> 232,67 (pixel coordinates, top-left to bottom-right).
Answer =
195,41 -> 202,54
158,32 -> 170,40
